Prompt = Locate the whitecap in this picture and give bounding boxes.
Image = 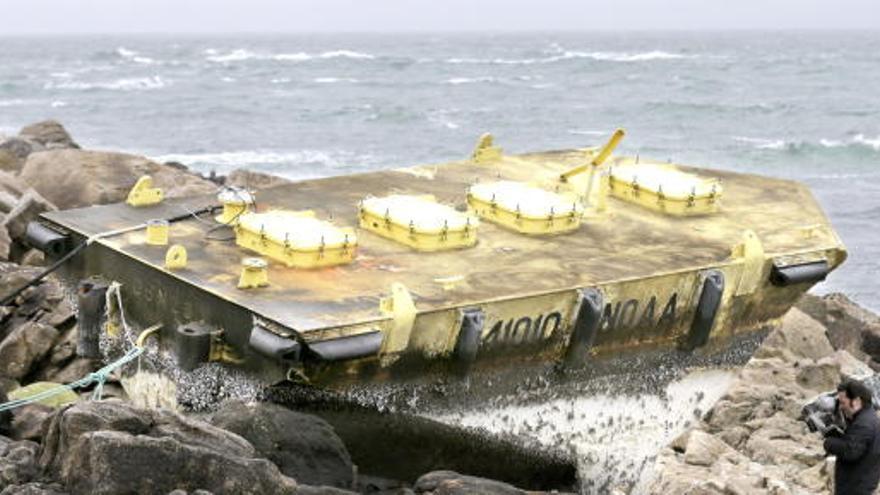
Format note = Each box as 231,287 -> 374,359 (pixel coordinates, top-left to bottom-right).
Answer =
149,149 -> 371,178
117,46 -> 155,64
313,77 -> 358,83
732,136 -> 787,150
446,77 -> 497,85
0,99 -> 32,107
206,49 -> 258,63
445,50 -> 690,65
207,48 -> 375,63
50,100 -> 68,108
45,76 -> 168,91
853,134 -> 880,151
270,77 -> 291,84
318,50 -> 374,60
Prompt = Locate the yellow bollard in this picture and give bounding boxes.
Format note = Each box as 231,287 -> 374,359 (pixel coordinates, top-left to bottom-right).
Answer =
126,175 -> 164,207
146,219 -> 169,246
238,257 -> 269,289
164,245 -> 187,270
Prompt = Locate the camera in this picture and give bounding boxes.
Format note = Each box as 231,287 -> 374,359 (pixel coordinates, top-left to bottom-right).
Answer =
801,392 -> 845,436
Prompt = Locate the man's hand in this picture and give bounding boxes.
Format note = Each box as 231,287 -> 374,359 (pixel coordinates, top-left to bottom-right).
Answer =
822,424 -> 844,438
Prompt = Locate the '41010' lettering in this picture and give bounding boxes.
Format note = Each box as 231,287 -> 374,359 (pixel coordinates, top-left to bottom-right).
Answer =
483,311 -> 563,345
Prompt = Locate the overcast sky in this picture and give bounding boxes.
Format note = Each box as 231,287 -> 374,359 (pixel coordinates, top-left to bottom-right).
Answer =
3,0 -> 879,34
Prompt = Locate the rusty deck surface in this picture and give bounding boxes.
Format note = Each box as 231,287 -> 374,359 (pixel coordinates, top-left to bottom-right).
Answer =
43,149 -> 842,334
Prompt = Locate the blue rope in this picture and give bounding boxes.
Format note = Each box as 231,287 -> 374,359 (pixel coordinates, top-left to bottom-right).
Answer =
0,346 -> 144,412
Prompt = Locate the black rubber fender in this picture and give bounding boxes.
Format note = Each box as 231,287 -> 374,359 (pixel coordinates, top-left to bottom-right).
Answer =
770,260 -> 829,286
564,287 -> 603,367
175,324 -> 212,371
25,221 -> 69,257
454,307 -> 485,364
682,270 -> 725,351
249,324 -> 302,362
308,331 -> 383,362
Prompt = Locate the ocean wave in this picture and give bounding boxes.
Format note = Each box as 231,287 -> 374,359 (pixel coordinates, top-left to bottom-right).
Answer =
445,50 -> 690,65
568,129 -> 607,137
313,77 -> 359,83
44,76 -> 168,91
446,77 -> 499,85
734,134 -> 880,153
0,99 -> 33,107
150,149 -> 372,178
116,46 -> 156,65
206,48 -> 375,63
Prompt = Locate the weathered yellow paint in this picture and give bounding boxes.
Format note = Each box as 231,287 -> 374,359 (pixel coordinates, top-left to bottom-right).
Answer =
359,195 -> 478,251
472,133 -> 503,163
164,244 -> 188,270
379,282 -> 418,355
126,175 -> 164,207
145,219 -> 169,246
235,210 -> 357,268
237,257 -> 269,289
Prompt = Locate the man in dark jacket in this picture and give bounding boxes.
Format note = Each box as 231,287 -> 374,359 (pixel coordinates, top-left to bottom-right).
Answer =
824,379 -> 880,494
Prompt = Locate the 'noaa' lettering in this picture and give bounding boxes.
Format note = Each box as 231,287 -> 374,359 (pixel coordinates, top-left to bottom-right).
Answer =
599,293 -> 677,333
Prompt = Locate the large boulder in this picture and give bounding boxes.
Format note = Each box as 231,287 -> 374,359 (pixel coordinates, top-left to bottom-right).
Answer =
755,308 -> 834,362
798,292 -> 880,366
0,436 -> 40,491
0,322 -> 59,381
39,400 -> 298,495
210,401 -> 354,489
16,121 -> 77,150
413,471 -> 526,495
19,149 -> 216,209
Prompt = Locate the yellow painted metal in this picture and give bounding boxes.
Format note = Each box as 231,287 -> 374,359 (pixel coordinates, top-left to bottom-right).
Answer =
379,282 -> 418,355
559,128 -> 626,182
215,188 -> 254,225
126,175 -> 164,207
237,257 -> 269,289
235,210 -> 357,268
731,230 -> 766,296
135,324 -> 163,347
467,181 -> 584,235
608,162 -> 722,216
164,244 -> 188,270
145,219 -> 169,246
359,195 -> 478,251
471,133 -> 502,163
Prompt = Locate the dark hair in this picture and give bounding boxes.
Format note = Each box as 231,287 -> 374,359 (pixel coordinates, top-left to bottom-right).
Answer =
838,380 -> 874,408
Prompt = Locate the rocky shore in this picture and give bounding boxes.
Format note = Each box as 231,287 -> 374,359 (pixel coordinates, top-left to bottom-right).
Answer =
1,120 -> 878,494
647,294 -> 880,495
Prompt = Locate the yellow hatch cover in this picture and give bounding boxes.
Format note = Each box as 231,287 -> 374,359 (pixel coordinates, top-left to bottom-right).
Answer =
359,194 -> 478,251
609,163 -> 722,215
235,210 -> 357,268
468,181 -> 584,235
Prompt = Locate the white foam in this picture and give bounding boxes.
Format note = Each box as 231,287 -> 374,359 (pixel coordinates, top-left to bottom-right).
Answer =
0,99 -> 32,107
45,76 -> 168,91
733,136 -> 787,150
116,46 -> 155,64
313,77 -> 358,83
854,134 -> 880,151
50,100 -> 68,108
446,76 -> 497,85
150,149 -> 369,178
206,48 -> 375,63
446,50 -> 690,65
431,368 -> 735,495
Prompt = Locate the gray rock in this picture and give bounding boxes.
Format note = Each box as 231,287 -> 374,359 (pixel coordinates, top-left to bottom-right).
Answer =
2,190 -> 56,241
17,122 -> 77,150
0,322 -> 59,380
413,471 -> 526,495
224,169 -> 291,190
0,437 -> 40,491
755,309 -> 834,362
39,400 -> 298,495
0,482 -> 67,495
9,405 -> 53,442
19,149 -> 216,210
682,430 -> 735,467
211,401 -> 354,489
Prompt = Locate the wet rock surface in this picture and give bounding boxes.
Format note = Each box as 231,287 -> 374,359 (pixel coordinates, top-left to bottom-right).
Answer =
210,401 -> 355,489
